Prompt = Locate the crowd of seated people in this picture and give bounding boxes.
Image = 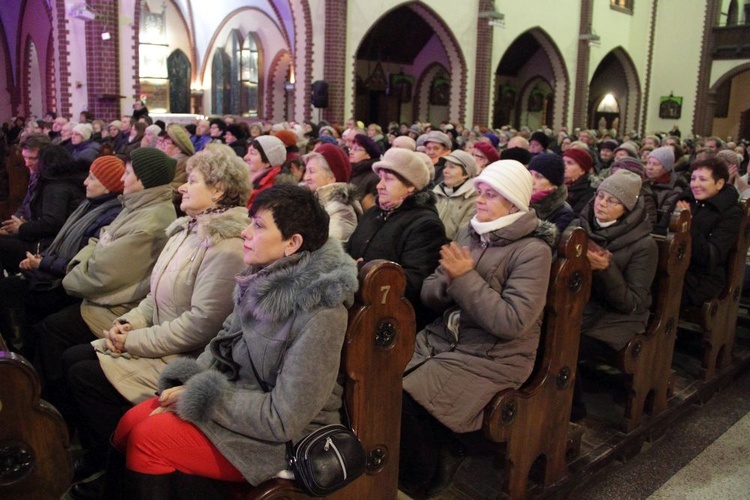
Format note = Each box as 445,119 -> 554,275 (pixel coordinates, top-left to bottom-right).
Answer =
1,111 -> 749,499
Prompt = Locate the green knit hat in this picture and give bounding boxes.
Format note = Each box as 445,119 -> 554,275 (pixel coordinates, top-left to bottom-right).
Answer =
130,148 -> 177,189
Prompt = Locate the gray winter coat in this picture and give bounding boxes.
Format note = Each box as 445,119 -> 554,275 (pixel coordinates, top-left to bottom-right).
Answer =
579,197 -> 658,351
158,238 -> 359,485
403,211 -> 556,433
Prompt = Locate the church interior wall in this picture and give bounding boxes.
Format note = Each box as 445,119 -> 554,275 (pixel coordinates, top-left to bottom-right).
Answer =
647,0 -> 706,134
712,69 -> 750,140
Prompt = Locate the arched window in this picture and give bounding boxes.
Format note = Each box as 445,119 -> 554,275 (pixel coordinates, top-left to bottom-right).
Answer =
241,35 -> 259,116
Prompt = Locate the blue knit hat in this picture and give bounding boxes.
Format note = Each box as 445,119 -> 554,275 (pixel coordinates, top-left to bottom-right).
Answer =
528,153 -> 564,186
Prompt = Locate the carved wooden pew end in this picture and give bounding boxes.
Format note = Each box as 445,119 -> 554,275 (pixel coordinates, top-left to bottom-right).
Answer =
482,227 -> 591,499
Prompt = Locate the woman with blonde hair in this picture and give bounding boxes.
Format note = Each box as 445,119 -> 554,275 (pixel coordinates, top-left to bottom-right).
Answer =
64,148 -> 251,498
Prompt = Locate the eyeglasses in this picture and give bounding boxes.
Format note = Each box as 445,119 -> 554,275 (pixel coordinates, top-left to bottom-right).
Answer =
471,152 -> 487,161
595,192 -> 623,207
350,146 -> 365,153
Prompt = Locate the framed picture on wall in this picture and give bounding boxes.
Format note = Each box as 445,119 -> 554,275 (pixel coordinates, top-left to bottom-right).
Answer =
659,95 -> 682,119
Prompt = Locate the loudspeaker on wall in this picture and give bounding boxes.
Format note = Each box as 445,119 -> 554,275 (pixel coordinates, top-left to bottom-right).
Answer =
312,80 -> 329,108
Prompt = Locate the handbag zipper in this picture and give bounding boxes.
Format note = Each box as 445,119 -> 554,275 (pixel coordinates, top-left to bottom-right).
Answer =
324,437 -> 347,480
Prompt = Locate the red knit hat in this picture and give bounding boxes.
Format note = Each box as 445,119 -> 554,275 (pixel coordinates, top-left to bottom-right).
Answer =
563,148 -> 594,173
473,141 -> 500,163
316,144 -> 351,183
273,129 -> 299,148
90,155 -> 125,193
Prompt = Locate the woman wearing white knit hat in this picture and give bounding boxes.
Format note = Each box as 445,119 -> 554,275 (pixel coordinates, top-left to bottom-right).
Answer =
399,159 -> 557,497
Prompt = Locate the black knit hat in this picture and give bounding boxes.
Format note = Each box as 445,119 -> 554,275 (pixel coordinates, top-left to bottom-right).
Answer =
529,131 -> 550,150
353,134 -> 382,159
130,148 -> 177,189
528,152 -> 565,186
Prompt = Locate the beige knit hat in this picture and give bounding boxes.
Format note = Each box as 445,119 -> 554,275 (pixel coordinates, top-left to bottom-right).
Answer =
167,124 -> 195,156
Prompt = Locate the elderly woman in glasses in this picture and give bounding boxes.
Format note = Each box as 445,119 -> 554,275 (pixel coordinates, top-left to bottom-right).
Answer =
571,170 -> 658,420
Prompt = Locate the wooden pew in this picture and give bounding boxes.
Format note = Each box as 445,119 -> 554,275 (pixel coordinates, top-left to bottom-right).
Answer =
1,146 -> 28,221
483,227 -> 591,499
218,259 -> 414,499
617,210 -> 692,432
680,198 -> 750,381
0,344 -> 73,499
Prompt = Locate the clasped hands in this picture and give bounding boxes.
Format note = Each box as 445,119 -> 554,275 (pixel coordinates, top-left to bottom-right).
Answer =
0,215 -> 25,235
440,242 -> 475,280
103,322 -> 131,353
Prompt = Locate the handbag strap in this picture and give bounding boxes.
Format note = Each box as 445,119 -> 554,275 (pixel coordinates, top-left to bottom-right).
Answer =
245,337 -> 354,465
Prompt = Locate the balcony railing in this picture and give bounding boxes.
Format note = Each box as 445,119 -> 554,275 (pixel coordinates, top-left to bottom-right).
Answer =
712,24 -> 750,60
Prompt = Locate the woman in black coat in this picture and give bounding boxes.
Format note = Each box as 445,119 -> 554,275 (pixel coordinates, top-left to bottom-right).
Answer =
677,156 -> 743,307
347,147 -> 446,327
528,153 -> 576,238
0,144 -> 86,275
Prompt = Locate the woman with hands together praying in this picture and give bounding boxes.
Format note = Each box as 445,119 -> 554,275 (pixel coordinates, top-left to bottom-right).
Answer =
398,160 -> 556,497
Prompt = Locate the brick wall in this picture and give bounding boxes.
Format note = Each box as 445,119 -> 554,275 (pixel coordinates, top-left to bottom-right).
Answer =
322,0 -> 347,124
473,0 -> 493,127
84,0 -> 121,122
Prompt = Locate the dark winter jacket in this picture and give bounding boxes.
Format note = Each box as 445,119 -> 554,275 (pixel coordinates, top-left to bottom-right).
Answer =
530,184 -> 576,238
72,140 -> 101,166
680,184 -> 743,306
649,172 -> 686,235
567,174 -> 596,214
346,190 -> 447,325
349,158 -> 379,200
21,193 -> 122,290
15,161 -> 87,252
578,197 -> 658,351
403,212 -> 556,432
158,238 -> 359,485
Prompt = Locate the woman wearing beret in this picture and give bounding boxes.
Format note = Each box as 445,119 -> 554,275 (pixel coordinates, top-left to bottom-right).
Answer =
347,147 -> 446,327
563,147 -> 596,214
400,160 -> 556,497
470,140 -> 500,172
677,156 -> 743,307
63,147 -> 251,497
528,153 -> 576,237
572,170 -> 658,420
303,144 -> 362,242
348,133 -> 382,211
433,150 -> 479,240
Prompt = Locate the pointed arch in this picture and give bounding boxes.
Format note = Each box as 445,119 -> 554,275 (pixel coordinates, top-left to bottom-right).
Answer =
266,50 -> 293,122
589,46 -> 641,135
352,1 -> 467,124
494,27 -> 569,131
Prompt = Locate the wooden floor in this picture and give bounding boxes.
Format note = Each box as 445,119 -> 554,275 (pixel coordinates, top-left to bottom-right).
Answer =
420,315 -> 750,500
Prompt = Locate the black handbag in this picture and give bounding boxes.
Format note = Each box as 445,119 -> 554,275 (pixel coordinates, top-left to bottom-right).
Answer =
247,351 -> 366,496
286,423 -> 366,496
